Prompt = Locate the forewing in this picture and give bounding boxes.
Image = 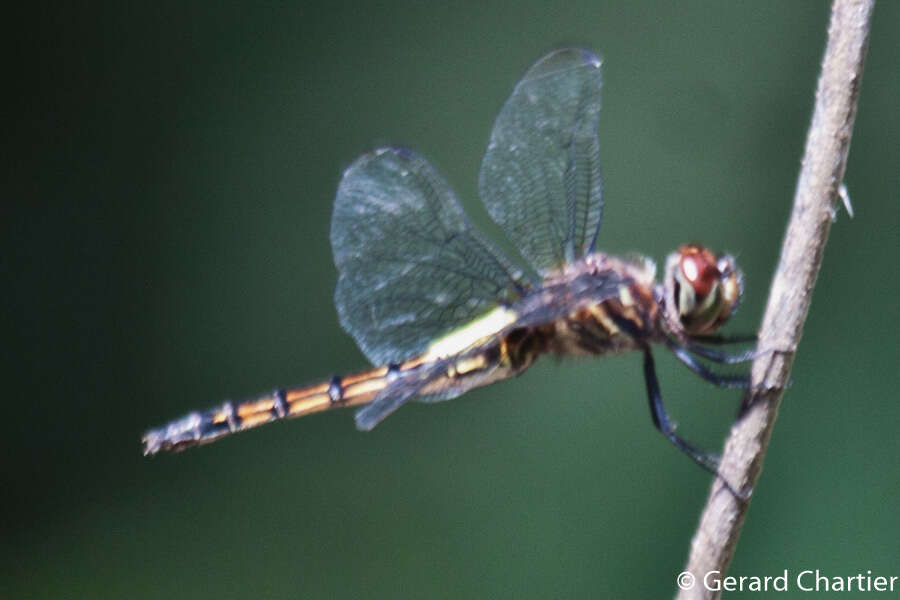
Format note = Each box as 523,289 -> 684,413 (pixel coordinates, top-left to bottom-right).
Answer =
479,48 -> 604,275
331,147 -> 528,366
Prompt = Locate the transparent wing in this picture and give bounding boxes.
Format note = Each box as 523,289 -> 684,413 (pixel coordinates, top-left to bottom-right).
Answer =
479,48 -> 604,275
331,147 -> 529,366
354,267 -> 630,429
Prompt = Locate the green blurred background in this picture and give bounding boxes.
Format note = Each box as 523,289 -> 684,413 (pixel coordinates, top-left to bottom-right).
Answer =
6,2 -> 899,598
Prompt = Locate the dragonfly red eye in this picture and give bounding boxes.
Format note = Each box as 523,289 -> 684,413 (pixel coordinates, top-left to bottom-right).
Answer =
680,245 -> 720,298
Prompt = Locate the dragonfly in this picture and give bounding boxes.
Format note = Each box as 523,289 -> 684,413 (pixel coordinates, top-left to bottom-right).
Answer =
143,48 -> 755,483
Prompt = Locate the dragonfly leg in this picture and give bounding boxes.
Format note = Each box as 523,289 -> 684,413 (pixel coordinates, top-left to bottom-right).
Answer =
678,338 -> 758,364
690,333 -> 757,345
643,349 -> 720,473
643,348 -> 747,499
666,340 -> 750,388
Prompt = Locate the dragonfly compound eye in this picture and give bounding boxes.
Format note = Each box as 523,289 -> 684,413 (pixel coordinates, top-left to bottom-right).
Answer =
680,245 -> 719,298
667,245 -> 743,335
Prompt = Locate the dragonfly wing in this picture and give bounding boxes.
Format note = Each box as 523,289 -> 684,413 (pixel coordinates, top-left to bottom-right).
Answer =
354,386 -> 418,431
354,267 -> 631,430
354,359 -> 452,430
331,147 -> 529,366
479,48 -> 604,275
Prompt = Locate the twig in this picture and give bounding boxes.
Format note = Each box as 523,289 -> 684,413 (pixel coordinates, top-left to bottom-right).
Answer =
676,1 -> 874,598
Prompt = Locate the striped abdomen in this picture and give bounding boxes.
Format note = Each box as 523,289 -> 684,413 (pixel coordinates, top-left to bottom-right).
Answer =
142,334 -> 534,455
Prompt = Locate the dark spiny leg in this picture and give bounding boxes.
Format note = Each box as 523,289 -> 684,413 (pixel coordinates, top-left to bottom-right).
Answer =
666,340 -> 750,388
690,333 -> 757,345
643,349 -> 745,499
678,338 -> 758,364
643,349 -> 720,474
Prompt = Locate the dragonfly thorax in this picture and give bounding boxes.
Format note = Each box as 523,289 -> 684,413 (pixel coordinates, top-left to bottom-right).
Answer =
663,244 -> 743,338
531,252 -> 664,357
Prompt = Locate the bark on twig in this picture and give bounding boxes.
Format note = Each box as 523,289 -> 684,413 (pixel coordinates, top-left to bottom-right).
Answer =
676,1 -> 874,598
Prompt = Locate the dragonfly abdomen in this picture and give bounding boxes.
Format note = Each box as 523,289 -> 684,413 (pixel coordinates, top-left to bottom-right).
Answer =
142,339 -> 539,455
142,365 -> 395,455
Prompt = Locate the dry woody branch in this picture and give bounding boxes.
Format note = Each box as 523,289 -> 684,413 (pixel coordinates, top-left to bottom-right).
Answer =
677,1 -> 875,598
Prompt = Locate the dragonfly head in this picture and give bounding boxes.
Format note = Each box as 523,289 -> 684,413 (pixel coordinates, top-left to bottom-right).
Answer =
664,244 -> 743,336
